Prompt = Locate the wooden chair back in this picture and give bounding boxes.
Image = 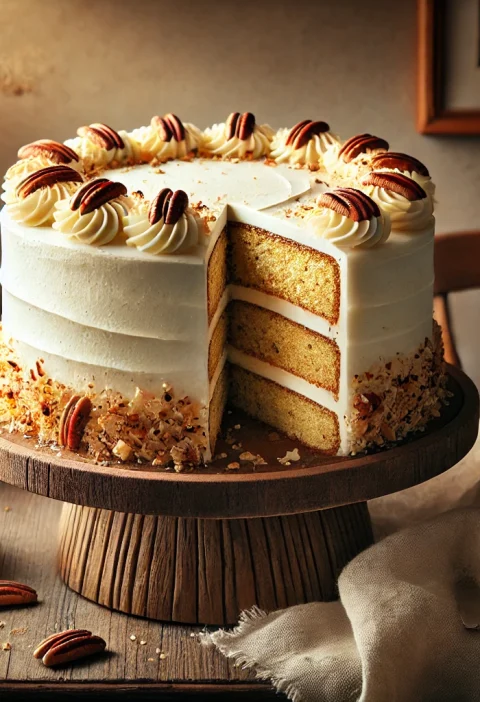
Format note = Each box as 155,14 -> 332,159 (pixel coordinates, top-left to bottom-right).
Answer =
434,230 -> 480,367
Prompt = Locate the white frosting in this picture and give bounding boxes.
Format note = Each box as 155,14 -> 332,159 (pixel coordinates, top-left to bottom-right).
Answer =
270,127 -> 339,168
6,182 -> 79,226
124,205 -> 201,255
53,197 -> 129,246
201,122 -> 273,159
129,122 -> 202,162
0,157 -> 435,457
361,184 -> 434,232
64,135 -> 114,171
306,208 -> 391,248
2,156 -> 82,202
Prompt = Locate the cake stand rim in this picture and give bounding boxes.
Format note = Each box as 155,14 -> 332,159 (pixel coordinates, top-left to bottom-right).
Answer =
0,364 -> 477,518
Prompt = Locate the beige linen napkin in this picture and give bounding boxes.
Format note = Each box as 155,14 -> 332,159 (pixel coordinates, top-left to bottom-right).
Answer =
207,441 -> 480,702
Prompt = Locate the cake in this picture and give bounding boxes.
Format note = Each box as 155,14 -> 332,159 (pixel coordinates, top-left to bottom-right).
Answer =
0,114 -> 447,469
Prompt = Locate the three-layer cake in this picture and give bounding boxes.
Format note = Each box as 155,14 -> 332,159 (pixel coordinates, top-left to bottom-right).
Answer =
0,115 -> 446,468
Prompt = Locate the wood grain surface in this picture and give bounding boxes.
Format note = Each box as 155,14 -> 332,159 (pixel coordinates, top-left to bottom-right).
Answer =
58,501 -> 373,625
0,367 -> 477,519
0,482 -> 281,700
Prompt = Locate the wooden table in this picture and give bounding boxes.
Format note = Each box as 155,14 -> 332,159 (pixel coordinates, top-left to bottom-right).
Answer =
0,482 -> 281,700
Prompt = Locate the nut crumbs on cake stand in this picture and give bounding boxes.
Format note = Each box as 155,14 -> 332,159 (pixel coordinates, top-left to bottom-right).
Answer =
0,365 -> 477,625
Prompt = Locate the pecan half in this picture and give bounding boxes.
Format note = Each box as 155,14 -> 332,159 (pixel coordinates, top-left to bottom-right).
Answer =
15,165 -> 83,199
151,116 -> 173,142
361,171 -> 427,201
317,187 -> 380,221
0,580 -> 38,606
34,629 -> 106,667
235,112 -> 256,141
71,179 -> 127,214
370,151 -> 429,177
58,395 -> 92,450
77,123 -> 124,150
164,113 -> 185,142
338,133 -> 389,163
226,112 -> 241,140
286,120 -> 330,149
165,189 -> 189,225
148,187 -> 173,224
18,139 -> 80,164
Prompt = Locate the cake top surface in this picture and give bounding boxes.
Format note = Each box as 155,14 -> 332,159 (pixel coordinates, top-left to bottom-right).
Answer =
1,113 -> 436,260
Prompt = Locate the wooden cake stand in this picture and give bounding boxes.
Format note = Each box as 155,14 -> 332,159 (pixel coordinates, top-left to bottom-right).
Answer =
0,365 -> 477,626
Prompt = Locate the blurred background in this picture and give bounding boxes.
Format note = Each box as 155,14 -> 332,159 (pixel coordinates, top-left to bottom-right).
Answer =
0,0 -> 479,384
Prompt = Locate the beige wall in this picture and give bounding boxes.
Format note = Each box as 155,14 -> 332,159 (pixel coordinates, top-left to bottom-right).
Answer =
1,0 -> 479,233
1,0 -> 479,382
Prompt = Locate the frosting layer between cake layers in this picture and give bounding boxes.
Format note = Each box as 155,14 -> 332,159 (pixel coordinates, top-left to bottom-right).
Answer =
1,159 -> 435,456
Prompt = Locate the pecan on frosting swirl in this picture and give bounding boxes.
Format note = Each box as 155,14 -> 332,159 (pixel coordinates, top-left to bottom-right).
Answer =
130,114 -> 202,163
323,133 -> 389,177
361,171 -> 434,232
270,120 -> 339,169
6,166 -> 83,226
200,112 -> 274,159
306,187 -> 391,248
65,123 -> 135,171
2,141 -> 83,203
53,178 -> 130,246
123,187 -> 201,255
369,152 -> 435,199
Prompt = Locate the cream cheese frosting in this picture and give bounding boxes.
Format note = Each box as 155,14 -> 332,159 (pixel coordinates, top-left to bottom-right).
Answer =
124,189 -> 202,255
0,115 -> 439,464
201,112 -> 274,159
53,179 -> 130,246
270,120 -> 339,168
360,172 -> 433,232
306,188 -> 391,248
129,114 -> 202,162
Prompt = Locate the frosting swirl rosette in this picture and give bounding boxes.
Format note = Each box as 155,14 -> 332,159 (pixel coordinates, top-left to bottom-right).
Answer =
123,187 -> 201,255
6,165 -> 84,226
306,187 -> 391,248
2,140 -> 82,203
65,123 -> 135,171
368,152 -> 435,200
129,114 -> 202,163
53,179 -> 130,245
201,112 -> 274,159
270,120 -> 339,169
323,133 -> 389,178
360,171 -> 434,232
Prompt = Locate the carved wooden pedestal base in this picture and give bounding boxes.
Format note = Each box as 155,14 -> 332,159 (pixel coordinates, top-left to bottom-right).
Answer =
58,501 -> 374,625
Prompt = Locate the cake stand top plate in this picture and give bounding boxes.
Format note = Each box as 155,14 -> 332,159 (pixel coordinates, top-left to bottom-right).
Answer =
0,365 -> 477,518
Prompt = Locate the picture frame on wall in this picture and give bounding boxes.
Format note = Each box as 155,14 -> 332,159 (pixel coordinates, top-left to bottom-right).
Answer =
417,0 -> 480,134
